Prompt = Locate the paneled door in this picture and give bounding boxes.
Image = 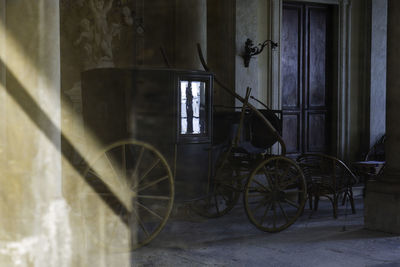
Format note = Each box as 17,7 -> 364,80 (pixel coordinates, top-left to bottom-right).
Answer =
281,2 -> 334,158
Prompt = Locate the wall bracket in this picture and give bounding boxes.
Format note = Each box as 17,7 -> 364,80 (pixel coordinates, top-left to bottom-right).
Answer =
243,38 -> 278,68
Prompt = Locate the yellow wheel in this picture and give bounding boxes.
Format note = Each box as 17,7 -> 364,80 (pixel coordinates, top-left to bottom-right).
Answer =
80,139 -> 174,251
244,156 -> 306,232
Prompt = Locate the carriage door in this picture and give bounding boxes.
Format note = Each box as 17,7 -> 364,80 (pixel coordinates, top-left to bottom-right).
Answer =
281,2 -> 334,158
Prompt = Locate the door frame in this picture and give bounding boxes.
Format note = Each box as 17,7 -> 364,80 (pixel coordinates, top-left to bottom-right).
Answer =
265,0 -> 352,159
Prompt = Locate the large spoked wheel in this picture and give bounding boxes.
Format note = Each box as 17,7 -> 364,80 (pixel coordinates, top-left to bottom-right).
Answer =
244,156 -> 306,233
80,139 -> 174,251
191,150 -> 241,218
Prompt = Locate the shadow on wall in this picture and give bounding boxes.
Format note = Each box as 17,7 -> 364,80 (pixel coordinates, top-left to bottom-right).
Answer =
0,59 -> 132,250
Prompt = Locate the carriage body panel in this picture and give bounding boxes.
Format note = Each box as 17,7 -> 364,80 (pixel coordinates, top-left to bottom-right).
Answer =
81,68 -> 213,201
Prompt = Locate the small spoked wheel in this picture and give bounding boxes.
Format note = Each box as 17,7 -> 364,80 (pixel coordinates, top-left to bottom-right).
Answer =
191,150 -> 241,218
191,178 -> 241,218
80,139 -> 174,251
244,156 -> 306,232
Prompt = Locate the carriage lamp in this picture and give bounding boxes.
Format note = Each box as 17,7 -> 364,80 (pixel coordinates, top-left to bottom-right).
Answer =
243,38 -> 278,68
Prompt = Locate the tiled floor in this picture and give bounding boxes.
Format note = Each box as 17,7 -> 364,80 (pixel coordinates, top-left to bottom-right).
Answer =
131,189 -> 400,266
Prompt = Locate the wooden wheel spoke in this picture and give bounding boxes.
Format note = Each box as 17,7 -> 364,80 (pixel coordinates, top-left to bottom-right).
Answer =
283,198 -> 300,209
87,169 -> 101,179
272,203 -> 277,228
278,201 -> 289,223
131,207 -> 150,237
275,159 -> 281,180
135,201 -> 163,221
247,186 -> 269,193
252,195 -> 270,213
260,202 -> 273,225
266,168 -> 278,185
252,178 -> 269,191
122,144 -> 126,179
279,174 -> 302,190
136,195 -> 171,200
136,175 -> 169,192
263,167 -> 275,188
248,193 -> 268,198
222,194 -> 230,203
285,189 -> 304,194
214,194 -> 220,214
215,152 -> 232,177
85,169 -> 110,188
216,187 -> 229,202
131,146 -> 145,183
104,151 -> 120,182
263,170 -> 276,176
279,167 -> 290,180
137,158 -> 161,185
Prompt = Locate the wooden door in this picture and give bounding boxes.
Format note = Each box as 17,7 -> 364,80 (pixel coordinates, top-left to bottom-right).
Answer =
281,2 -> 333,158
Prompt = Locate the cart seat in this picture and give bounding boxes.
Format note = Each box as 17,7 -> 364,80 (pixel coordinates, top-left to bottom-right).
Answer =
213,108 -> 282,154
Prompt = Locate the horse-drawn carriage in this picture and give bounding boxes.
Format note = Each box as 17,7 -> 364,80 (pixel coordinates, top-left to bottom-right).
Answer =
78,49 -> 307,251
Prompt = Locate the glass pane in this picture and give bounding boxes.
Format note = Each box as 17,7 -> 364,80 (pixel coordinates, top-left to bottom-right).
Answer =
180,81 -> 207,135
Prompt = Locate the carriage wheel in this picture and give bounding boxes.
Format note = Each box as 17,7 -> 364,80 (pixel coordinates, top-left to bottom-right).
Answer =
191,178 -> 241,218
244,156 -> 306,232
191,150 -> 241,218
80,139 -> 174,251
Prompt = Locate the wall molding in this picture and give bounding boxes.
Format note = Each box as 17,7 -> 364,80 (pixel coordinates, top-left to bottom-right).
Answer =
291,0 -> 339,4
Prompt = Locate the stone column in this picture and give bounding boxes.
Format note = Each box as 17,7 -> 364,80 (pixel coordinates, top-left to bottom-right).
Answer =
174,0 -> 207,70
0,1 -> 73,266
369,0 -> 387,147
365,0 -> 400,234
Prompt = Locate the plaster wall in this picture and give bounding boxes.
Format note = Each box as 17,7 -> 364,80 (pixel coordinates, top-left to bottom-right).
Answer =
235,0 -> 259,106
0,1 -> 74,266
140,0 -> 207,69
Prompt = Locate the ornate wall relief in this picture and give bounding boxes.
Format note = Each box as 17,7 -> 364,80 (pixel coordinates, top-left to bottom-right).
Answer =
60,0 -> 145,164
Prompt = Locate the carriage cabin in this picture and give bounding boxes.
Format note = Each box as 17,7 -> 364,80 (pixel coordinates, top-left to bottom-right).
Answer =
0,0 -> 398,265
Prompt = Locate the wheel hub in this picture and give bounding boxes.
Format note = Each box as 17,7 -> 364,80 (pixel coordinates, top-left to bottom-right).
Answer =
270,189 -> 286,202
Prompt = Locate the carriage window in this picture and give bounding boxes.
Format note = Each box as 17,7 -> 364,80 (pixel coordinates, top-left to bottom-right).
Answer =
180,81 -> 207,135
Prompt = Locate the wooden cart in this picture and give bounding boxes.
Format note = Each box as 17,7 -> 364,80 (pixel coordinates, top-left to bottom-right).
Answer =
80,68 -> 214,250
190,46 -> 307,232
79,58 -> 307,251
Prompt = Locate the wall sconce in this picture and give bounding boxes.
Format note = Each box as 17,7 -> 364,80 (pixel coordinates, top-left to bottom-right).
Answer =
243,38 -> 278,68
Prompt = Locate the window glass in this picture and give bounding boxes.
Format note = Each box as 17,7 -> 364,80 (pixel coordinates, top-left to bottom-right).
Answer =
180,81 -> 206,135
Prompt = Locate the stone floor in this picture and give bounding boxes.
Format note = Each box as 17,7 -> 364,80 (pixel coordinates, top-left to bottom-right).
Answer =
131,189 -> 400,267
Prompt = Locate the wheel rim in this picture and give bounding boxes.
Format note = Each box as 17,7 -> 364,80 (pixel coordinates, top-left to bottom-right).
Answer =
244,156 -> 306,232
80,139 -> 174,251
191,150 -> 241,218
